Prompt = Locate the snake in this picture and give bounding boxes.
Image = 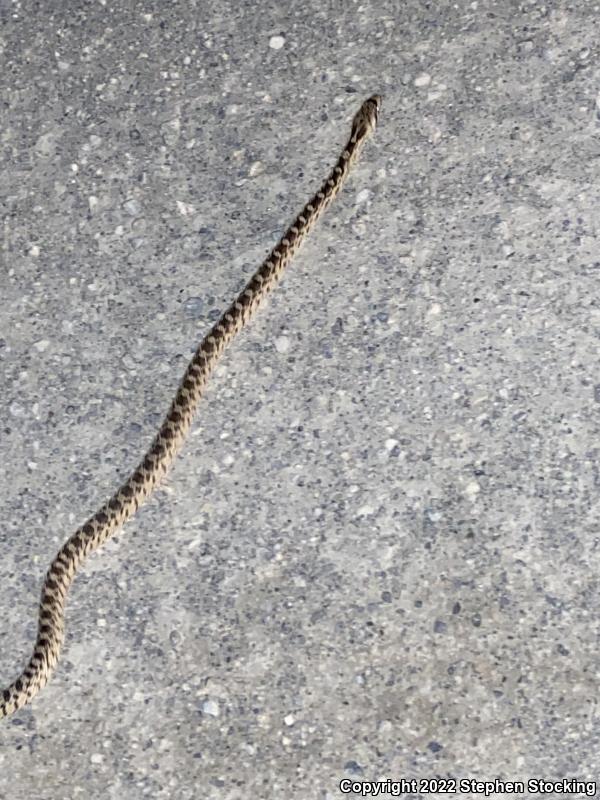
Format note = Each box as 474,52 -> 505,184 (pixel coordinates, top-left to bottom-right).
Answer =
0,94 -> 381,718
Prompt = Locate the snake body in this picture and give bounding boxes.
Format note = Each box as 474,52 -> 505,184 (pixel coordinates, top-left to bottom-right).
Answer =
0,95 -> 381,718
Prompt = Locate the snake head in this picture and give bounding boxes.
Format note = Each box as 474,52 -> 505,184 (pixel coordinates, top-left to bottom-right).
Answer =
351,94 -> 382,141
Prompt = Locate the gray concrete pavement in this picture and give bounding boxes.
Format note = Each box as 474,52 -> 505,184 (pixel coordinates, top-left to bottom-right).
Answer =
1,1 -> 600,797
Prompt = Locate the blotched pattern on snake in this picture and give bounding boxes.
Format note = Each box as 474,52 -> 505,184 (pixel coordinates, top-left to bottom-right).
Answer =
0,95 -> 381,718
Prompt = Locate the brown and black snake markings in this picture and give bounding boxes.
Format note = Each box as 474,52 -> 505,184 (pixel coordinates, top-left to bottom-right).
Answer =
0,94 -> 381,718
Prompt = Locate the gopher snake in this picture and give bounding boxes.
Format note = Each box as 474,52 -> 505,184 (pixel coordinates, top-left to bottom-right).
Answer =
0,95 -> 381,718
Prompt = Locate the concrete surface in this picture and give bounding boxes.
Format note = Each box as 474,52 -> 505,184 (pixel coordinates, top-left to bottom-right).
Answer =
1,1 -> 600,798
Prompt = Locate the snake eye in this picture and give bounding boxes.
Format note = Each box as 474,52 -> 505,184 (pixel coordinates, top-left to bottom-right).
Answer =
370,95 -> 382,124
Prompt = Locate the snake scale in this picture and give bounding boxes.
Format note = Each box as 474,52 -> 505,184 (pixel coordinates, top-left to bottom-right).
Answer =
0,94 -> 381,718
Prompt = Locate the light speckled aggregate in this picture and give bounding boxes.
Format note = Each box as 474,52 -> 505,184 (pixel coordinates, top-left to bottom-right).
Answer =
1,1 -> 599,797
